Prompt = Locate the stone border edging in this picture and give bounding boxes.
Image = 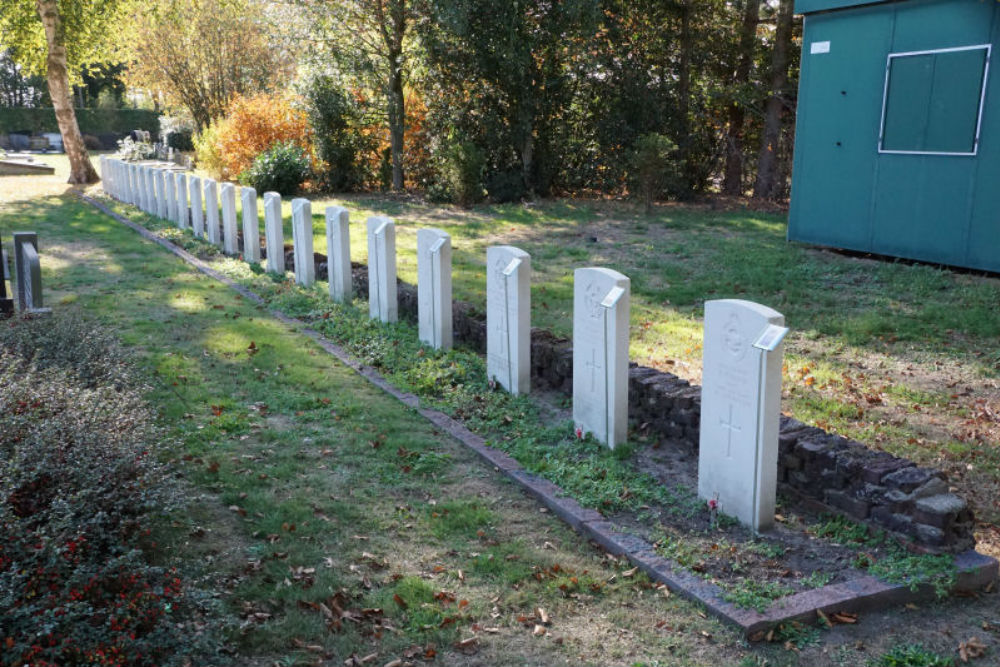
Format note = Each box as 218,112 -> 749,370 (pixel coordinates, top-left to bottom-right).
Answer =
80,194 -> 998,637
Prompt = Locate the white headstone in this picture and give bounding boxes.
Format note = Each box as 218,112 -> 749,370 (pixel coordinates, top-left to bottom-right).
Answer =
155,169 -> 168,218
572,267 -> 630,449
129,164 -> 139,206
164,170 -> 176,222
175,173 -> 188,228
416,228 -> 452,350
220,183 -> 238,255
291,198 -> 315,286
325,206 -> 351,302
698,299 -> 787,533
366,216 -> 397,323
241,187 -> 261,264
487,246 -> 531,394
263,192 -> 285,274
143,167 -> 154,213
189,176 -> 204,238
204,179 -> 221,247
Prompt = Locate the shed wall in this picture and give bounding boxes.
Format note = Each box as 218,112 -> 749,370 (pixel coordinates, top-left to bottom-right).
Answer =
788,0 -> 1000,272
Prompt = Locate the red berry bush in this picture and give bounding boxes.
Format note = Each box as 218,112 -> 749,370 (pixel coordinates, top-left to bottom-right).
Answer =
0,315 -> 222,666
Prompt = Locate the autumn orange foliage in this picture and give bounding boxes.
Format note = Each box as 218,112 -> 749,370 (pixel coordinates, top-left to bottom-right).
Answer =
208,93 -> 314,180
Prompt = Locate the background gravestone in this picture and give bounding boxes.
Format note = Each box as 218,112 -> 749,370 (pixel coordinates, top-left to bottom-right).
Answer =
241,187 -> 261,264
155,169 -> 168,219
175,173 -> 188,229
12,232 -> 50,314
204,179 -> 221,247
573,267 -> 630,448
220,183 -> 239,255
0,237 -> 13,317
164,170 -> 176,223
417,228 -> 453,350
367,216 -> 397,323
698,298 -> 787,533
189,176 -> 204,238
291,198 -> 315,286
263,192 -> 285,274
325,206 -> 351,302
486,245 -> 531,395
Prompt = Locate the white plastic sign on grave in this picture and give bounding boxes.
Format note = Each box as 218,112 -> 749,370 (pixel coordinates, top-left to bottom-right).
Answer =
486,246 -> 531,395
698,299 -> 788,533
175,173 -> 188,228
367,216 -> 397,323
325,206 -> 351,302
241,187 -> 261,263
204,179 -> 221,247
220,183 -> 238,255
263,192 -> 284,274
291,198 -> 315,286
189,176 -> 204,238
573,267 -> 630,449
416,228 -> 453,350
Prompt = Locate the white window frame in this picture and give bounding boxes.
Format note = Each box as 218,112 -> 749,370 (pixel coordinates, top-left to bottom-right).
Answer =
877,43 -> 992,157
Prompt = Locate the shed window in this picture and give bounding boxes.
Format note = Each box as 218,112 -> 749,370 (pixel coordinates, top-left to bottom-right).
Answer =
879,45 -> 990,155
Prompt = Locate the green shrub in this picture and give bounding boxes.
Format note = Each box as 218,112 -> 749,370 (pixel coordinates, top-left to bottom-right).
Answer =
192,120 -> 227,179
867,643 -> 954,667
303,75 -> 367,191
628,132 -> 682,213
239,141 -> 312,194
432,135 -> 485,207
485,168 -> 527,204
167,131 -> 194,152
0,314 -> 221,667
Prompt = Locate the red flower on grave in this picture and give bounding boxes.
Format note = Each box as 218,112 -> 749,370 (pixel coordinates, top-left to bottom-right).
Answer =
708,499 -> 718,511
575,427 -> 584,440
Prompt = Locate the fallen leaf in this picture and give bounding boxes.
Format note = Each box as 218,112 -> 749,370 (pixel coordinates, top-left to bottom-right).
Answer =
959,637 -> 986,662
393,594 -> 407,609
453,637 -> 479,654
831,612 -> 858,624
533,625 -> 546,637
536,607 -> 549,625
622,567 -> 639,578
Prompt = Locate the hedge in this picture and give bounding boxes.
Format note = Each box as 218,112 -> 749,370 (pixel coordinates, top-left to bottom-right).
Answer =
0,108 -> 160,136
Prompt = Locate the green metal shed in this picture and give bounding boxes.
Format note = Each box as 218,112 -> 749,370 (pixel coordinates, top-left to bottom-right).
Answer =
789,0 -> 1000,272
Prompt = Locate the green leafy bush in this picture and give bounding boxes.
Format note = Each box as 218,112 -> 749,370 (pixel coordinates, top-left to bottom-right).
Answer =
0,314 -> 220,667
430,135 -> 485,207
627,132 -> 682,213
303,75 -> 368,191
239,141 -> 312,195
192,120 -> 227,179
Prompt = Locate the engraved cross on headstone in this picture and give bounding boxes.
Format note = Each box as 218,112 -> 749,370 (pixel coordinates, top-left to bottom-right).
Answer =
719,403 -> 742,457
585,348 -> 602,391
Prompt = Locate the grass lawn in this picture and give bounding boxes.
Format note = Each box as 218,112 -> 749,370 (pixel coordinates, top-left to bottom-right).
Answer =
2,155 -> 998,666
105,153 -> 1000,554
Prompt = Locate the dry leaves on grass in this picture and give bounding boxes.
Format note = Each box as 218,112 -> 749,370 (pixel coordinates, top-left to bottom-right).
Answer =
958,637 -> 987,662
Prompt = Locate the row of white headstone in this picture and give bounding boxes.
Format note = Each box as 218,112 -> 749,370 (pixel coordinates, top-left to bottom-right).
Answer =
99,157 -> 789,533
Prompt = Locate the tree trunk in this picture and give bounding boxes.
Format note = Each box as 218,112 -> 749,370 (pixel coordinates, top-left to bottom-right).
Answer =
36,0 -> 98,185
388,54 -> 405,191
676,0 -> 693,195
722,0 -> 760,196
753,0 -> 794,199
